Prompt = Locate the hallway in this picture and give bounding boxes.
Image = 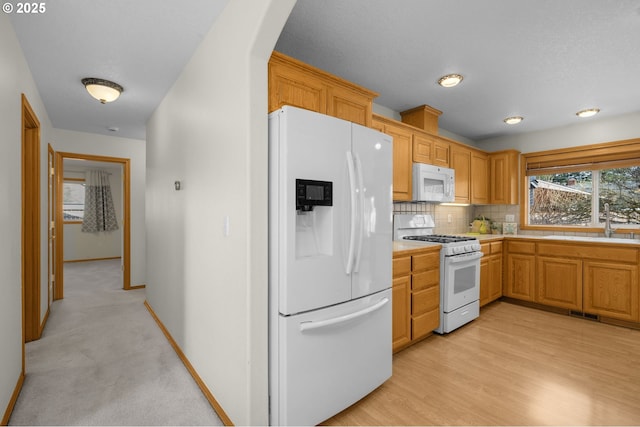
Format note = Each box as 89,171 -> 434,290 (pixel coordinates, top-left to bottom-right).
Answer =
9,260 -> 223,426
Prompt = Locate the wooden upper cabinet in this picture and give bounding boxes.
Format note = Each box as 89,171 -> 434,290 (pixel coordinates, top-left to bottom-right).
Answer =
412,132 -> 433,164
490,149 -> 520,204
450,143 -> 471,204
374,115 -> 414,201
471,149 -> 489,204
432,138 -> 450,167
268,58 -> 326,114
326,85 -> 372,127
268,51 -> 378,127
388,124 -> 414,201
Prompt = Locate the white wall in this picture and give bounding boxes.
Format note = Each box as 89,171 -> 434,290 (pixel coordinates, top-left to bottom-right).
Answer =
63,165 -> 123,262
145,0 -> 295,424
51,128 -> 146,286
478,111 -> 640,153
0,13 -> 53,419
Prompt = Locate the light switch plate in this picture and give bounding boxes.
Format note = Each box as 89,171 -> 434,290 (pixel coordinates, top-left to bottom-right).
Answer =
505,214 -> 515,222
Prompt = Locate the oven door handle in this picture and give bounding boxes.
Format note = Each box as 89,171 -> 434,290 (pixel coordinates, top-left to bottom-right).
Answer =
446,251 -> 484,263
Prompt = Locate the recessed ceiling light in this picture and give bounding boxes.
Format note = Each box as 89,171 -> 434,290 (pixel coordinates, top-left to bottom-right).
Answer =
576,108 -> 600,118
503,116 -> 524,125
437,74 -> 464,88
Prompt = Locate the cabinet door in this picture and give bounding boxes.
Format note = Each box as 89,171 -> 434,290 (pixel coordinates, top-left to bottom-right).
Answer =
268,61 -> 326,114
583,261 -> 639,322
537,257 -> 582,310
412,133 -> 433,164
471,150 -> 489,204
488,254 -> 503,302
327,85 -> 372,127
386,124 -> 413,201
392,275 -> 411,352
411,285 -> 439,339
433,138 -> 450,167
490,150 -> 519,204
505,254 -> 536,301
479,256 -> 490,307
450,144 -> 471,204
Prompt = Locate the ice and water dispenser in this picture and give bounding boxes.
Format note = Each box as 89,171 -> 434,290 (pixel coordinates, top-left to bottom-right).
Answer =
295,179 -> 333,258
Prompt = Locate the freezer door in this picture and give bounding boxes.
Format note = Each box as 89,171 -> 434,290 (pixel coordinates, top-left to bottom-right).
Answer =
272,289 -> 392,426
272,106 -> 352,315
350,124 -> 393,299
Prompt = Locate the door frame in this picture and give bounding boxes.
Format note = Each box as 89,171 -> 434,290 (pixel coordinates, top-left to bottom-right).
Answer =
22,94 -> 41,343
48,144 -> 55,309
54,152 -> 131,299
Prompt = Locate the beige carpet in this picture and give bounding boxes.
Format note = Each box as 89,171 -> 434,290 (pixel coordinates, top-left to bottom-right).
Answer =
9,259 -> 223,426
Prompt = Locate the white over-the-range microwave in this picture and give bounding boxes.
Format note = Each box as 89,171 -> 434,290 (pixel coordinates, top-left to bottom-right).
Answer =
412,162 -> 455,202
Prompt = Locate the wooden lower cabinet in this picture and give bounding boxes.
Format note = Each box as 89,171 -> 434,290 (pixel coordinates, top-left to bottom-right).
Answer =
504,239 -> 640,325
583,260 -> 639,322
480,241 -> 503,307
392,247 -> 440,352
505,253 -> 536,301
537,256 -> 582,310
392,274 -> 411,350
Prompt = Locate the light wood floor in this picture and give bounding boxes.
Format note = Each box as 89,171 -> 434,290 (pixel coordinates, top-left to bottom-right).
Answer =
323,301 -> 640,426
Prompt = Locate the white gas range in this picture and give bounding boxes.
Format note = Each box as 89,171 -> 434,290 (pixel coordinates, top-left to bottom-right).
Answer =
394,214 -> 482,333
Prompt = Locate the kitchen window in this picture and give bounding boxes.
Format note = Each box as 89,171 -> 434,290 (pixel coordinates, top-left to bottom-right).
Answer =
63,179 -> 85,223
522,138 -> 640,231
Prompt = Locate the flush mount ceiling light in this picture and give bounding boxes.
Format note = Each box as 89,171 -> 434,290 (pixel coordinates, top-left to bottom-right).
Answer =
503,116 -> 524,125
81,78 -> 123,104
437,73 -> 464,88
576,108 -> 600,118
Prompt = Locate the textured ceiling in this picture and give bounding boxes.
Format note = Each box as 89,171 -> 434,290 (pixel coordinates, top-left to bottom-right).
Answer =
275,0 -> 640,141
9,1 -> 640,142
10,0 -> 229,140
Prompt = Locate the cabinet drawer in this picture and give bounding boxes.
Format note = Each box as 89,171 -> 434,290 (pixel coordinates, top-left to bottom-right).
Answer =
412,308 -> 439,340
393,256 -> 411,277
490,241 -> 503,254
507,241 -> 535,254
412,286 -> 439,315
412,270 -> 439,291
412,251 -> 440,272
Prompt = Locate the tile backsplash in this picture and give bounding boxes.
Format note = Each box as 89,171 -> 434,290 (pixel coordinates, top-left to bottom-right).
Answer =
473,205 -> 520,234
393,202 -> 473,234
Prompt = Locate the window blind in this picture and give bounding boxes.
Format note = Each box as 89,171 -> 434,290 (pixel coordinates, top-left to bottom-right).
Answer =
524,138 -> 640,175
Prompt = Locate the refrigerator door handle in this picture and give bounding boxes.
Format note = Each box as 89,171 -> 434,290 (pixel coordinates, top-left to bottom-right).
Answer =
299,297 -> 389,332
353,153 -> 365,273
345,151 -> 357,274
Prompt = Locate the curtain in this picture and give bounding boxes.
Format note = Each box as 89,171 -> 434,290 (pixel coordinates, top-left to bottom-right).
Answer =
82,169 -> 119,233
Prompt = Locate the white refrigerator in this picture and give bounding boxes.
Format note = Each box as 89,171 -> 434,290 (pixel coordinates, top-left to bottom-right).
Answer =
269,106 -> 393,426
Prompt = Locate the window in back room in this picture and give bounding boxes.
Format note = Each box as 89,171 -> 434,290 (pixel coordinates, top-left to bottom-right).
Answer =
63,179 -> 85,223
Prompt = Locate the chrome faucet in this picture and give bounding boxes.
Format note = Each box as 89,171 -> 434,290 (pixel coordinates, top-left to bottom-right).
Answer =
604,203 -> 613,238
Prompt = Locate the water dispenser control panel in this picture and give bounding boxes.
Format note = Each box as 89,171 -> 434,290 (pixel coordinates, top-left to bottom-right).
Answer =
296,179 -> 332,211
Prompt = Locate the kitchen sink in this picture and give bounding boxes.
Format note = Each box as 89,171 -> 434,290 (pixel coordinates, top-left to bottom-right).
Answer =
541,235 -> 639,244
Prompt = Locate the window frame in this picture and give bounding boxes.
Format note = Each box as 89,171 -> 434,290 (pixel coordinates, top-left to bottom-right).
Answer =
520,138 -> 640,233
63,177 -> 85,224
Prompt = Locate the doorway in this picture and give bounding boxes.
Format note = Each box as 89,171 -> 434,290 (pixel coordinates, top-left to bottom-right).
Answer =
54,152 -> 131,299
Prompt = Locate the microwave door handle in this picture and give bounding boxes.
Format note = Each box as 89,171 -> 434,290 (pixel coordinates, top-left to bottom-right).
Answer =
345,151 -> 357,275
